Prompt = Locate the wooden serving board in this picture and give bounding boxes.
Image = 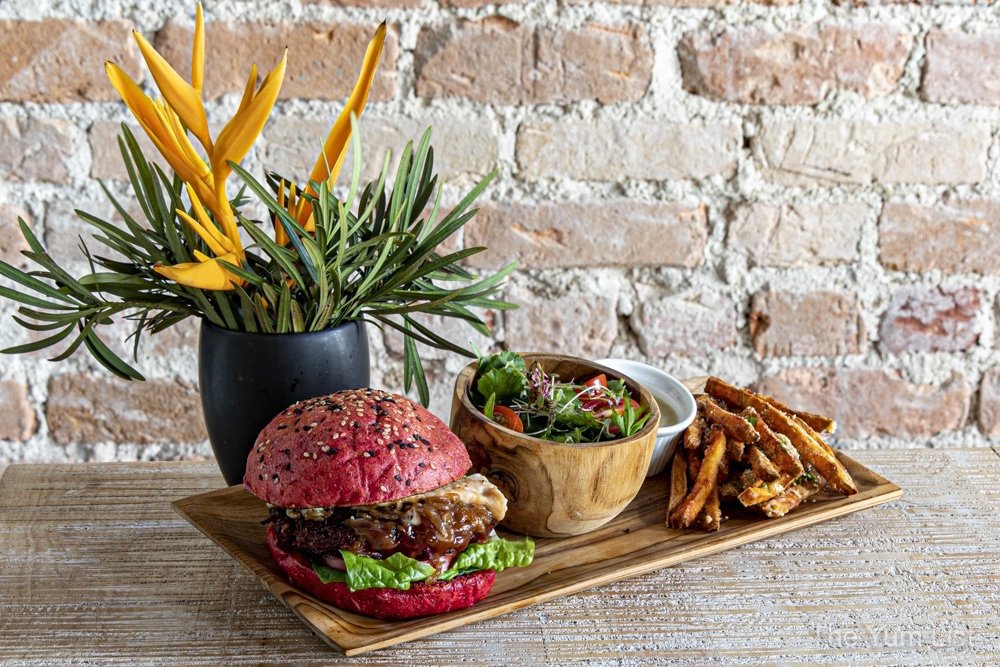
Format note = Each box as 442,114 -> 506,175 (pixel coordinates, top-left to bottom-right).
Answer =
172,451 -> 901,656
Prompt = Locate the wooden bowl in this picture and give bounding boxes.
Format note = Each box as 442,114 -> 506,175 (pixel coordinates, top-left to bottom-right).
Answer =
449,354 -> 659,538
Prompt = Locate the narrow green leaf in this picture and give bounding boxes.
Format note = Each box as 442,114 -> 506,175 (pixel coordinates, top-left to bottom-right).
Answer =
1,323 -> 76,355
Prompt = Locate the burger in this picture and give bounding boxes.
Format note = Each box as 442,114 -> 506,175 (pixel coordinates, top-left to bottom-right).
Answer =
244,388 -> 533,620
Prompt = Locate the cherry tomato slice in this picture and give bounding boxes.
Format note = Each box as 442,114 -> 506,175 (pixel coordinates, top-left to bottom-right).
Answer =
584,373 -> 608,390
491,405 -> 524,433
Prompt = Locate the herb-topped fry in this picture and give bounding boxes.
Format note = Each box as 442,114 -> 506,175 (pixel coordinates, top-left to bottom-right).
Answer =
665,377 -> 858,532
704,377 -> 857,497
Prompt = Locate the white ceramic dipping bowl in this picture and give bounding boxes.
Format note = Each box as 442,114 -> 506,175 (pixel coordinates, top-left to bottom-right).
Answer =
595,359 -> 697,476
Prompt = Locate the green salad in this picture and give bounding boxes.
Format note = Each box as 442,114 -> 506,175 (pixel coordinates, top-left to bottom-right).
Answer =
471,351 -> 651,444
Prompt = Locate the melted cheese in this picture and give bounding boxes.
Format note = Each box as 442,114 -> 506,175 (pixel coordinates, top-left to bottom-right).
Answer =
391,473 -> 507,522
275,474 -> 507,522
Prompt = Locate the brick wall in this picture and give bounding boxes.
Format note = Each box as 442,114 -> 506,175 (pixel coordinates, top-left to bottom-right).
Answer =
1,0 -> 999,467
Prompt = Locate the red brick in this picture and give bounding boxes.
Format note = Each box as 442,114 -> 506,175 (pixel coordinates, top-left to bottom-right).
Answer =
145,317 -> 200,358
879,287 -> 981,353
0,205 -> 31,268
569,0 -> 797,5
383,312 -> 498,362
837,0 -> 979,4
923,30 -> 1000,105
728,202 -> 867,268
754,121 -> 990,186
630,291 -> 737,358
44,198 -> 135,273
0,380 -> 36,441
679,24 -> 910,105
879,199 -> 1000,275
750,291 -> 866,357
439,0 -> 523,5
0,20 -> 140,102
465,200 -> 708,270
305,0 -> 422,6
155,21 -> 397,102
415,19 -> 652,105
0,117 -> 78,183
756,367 -> 970,438
977,368 -> 1000,436
88,121 -> 161,181
504,286 -> 617,358
262,115 -> 497,184
46,374 -> 206,445
517,119 -> 740,181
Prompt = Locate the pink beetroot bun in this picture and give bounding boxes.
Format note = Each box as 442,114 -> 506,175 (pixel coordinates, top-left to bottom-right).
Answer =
266,525 -> 495,620
244,389 -> 472,508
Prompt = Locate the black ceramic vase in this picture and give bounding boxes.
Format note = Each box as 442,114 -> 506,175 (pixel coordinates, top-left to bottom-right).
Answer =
198,319 -> 370,485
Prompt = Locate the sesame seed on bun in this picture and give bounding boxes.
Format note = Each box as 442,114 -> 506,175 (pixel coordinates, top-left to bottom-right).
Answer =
243,388 -> 472,508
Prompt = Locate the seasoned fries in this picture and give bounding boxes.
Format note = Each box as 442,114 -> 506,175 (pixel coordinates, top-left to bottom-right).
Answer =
669,427 -> 727,529
704,377 -> 857,496
759,475 -> 822,519
759,393 -> 836,434
667,450 -> 687,517
665,377 -> 857,532
745,407 -> 804,478
700,487 -> 721,532
696,395 -> 758,444
747,446 -> 781,482
684,416 -> 705,451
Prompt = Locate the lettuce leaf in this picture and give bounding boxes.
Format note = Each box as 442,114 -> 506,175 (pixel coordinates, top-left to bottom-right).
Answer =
310,536 -> 534,592
342,551 -> 436,592
438,537 -> 535,581
312,563 -> 348,585
475,351 -> 527,404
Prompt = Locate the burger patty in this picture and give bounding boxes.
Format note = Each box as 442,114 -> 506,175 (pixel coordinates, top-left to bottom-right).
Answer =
269,495 -> 497,569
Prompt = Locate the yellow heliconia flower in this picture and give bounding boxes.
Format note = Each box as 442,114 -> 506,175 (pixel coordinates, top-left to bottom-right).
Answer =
106,3 -> 387,288
152,184 -> 244,290
105,62 -> 216,210
153,251 -> 243,291
106,2 -> 286,291
275,22 -> 387,245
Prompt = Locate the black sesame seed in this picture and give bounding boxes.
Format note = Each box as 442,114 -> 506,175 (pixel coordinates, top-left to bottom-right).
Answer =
418,462 -> 426,468
394,474 -> 402,482
405,479 -> 411,486
276,424 -> 288,430
326,447 -> 338,455
285,463 -> 291,472
258,474 -> 264,481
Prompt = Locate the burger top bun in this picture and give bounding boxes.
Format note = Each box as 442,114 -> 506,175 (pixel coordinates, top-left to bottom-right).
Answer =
244,388 -> 472,508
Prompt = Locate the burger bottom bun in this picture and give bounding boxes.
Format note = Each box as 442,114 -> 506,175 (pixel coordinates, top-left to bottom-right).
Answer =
266,525 -> 496,620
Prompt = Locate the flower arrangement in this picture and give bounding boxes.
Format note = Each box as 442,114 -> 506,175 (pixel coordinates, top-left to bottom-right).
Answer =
0,6 -> 512,404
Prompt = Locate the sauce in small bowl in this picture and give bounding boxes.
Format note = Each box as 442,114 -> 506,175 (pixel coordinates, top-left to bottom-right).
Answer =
595,359 -> 697,476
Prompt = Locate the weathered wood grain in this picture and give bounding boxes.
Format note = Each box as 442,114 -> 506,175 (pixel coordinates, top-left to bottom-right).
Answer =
0,451 -> 998,665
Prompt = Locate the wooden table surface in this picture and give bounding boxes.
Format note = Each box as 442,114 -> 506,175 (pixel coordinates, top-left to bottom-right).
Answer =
0,449 -> 997,666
